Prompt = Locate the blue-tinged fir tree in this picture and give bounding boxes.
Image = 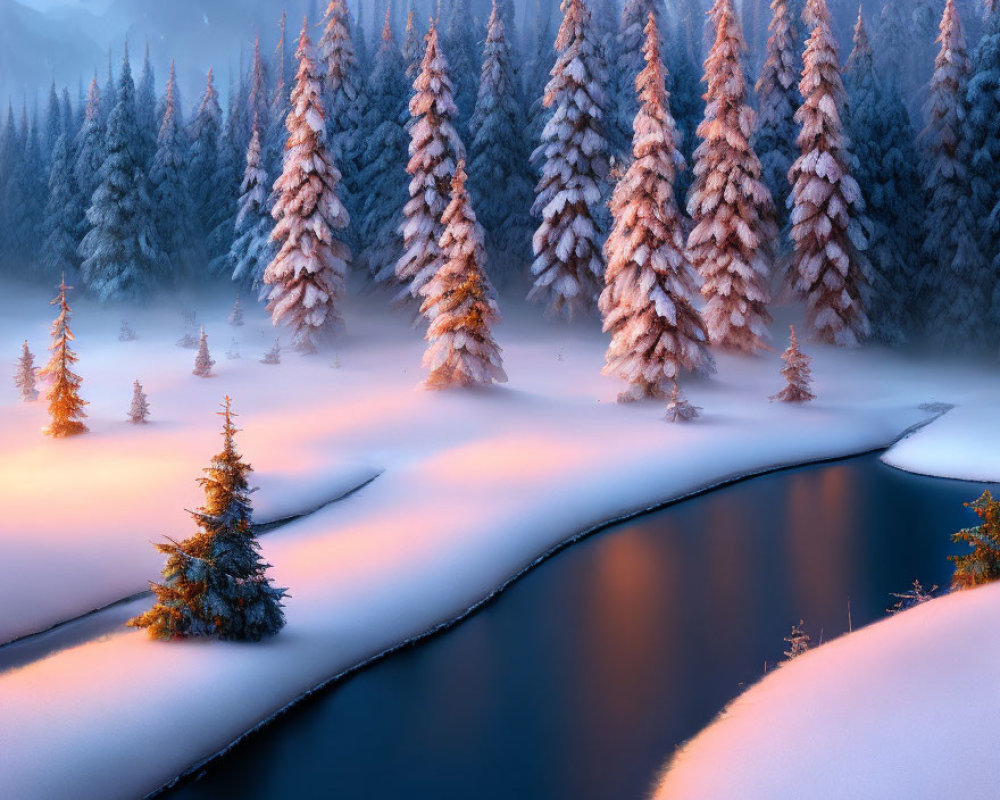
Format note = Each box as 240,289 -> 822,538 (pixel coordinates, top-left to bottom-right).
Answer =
7,107 -> 46,276
469,0 -> 534,286
357,10 -> 410,284
80,50 -> 163,301
206,84 -> 246,275
267,11 -> 293,190
44,83 -> 61,163
402,3 -> 423,80
443,0 -> 480,139
230,116 -> 274,291
61,88 -> 74,141
525,0 -> 556,170
135,42 -> 158,171
40,134 -> 81,281
845,12 -> 919,344
149,62 -> 193,283
99,49 -> 117,128
73,78 -> 104,244
919,0 -> 982,352
129,397 -> 286,642
187,69 -> 223,270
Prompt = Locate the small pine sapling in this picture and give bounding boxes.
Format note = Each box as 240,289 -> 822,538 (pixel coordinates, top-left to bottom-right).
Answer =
888,580 -> 937,614
38,278 -> 88,437
664,381 -> 701,423
783,620 -> 811,660
951,491 -> 1000,590
193,326 -> 215,377
229,294 -> 244,327
14,341 -> 38,402
261,339 -> 281,365
128,380 -> 150,424
177,310 -> 198,348
771,325 -> 815,403
119,321 -> 137,341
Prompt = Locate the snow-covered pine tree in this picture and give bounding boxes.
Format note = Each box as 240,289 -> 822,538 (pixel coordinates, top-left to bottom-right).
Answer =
38,278 -> 87,437
950,490 -> 1000,590
229,294 -> 244,326
14,340 -> 38,402
973,6 -> 1000,336
129,397 -> 286,641
99,49 -> 117,129
135,43 -> 157,171
525,0 -> 556,165
149,62 -> 193,283
248,38 -> 271,142
395,23 -> 465,303
419,160 -> 506,389
469,1 -> 534,286
264,19 -> 351,352
687,0 -> 776,354
443,0 -> 479,138
601,13 -> 713,403
664,380 -> 701,423
267,11 -> 293,182
844,12 -> 920,345
73,78 -> 104,244
261,339 -> 282,364
44,83 -> 61,163
193,326 -> 214,377
40,134 -> 80,281
920,0 -> 983,351
357,11 -> 410,284
529,0 -> 609,319
402,5 -> 423,79
0,105 -> 19,270
770,325 -> 815,402
612,0 -> 667,161
80,49 -> 163,302
230,117 -> 274,291
783,620 -> 811,660
128,379 -> 150,423
187,69 -> 223,269
754,0 -> 801,229
788,0 -> 870,347
8,106 -> 46,275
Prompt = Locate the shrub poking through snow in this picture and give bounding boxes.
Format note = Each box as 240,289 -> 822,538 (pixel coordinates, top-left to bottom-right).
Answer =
261,339 -> 281,365
14,341 -> 38,402
229,294 -> 244,327
129,397 -> 286,641
888,580 -> 937,614
38,278 -> 88,438
119,321 -> 137,342
419,160 -> 507,390
193,326 -> 214,377
664,381 -> 701,423
263,19 -> 351,353
771,325 -> 815,403
783,619 -> 811,660
128,380 -> 150,424
950,491 -> 1000,590
601,13 -> 713,403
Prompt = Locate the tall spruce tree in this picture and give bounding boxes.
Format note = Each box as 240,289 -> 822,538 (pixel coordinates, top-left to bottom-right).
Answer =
206,90 -> 244,276
601,13 -> 713,403
443,0 -> 479,138
263,19 -> 351,352
135,43 -> 157,170
469,1 -> 534,285
230,116 -> 274,291
73,78 -> 104,247
358,11 -> 410,284
38,278 -> 87,437
754,0 -> 801,229
129,397 -> 286,641
40,134 -> 80,281
267,11 -> 293,181
788,0 -> 870,346
148,62 -> 193,283
80,48 -> 163,301
687,0 -> 776,354
8,106 -> 46,276
395,23 -> 466,303
44,82 -> 61,163
402,5 -> 423,79
612,0 -> 668,161
187,69 -> 223,270
529,0 -> 609,319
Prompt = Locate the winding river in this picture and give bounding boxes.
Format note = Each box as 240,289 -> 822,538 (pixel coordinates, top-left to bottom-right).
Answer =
164,455 -> 990,800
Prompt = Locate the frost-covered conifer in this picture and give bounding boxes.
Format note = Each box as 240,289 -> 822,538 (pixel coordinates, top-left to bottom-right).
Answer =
469,1 -> 534,284
136,44 -> 157,171
788,0 -> 870,347
263,20 -> 351,352
230,118 -> 274,291
229,294 -> 244,326
754,0 -> 801,228
267,11 -> 293,181
529,0 -> 609,319
525,0 -> 556,162
44,83 -> 61,163
128,379 -> 150,423
419,161 -> 506,389
395,23 -> 465,303
99,50 -> 117,129
261,339 -> 282,365
601,13 -> 713,403
14,341 -> 38,402
8,107 -> 46,274
783,620 -> 811,660
920,0 -> 983,351
612,0 -> 667,160
129,397 -> 286,641
73,78 -> 104,240
402,5 -> 423,79
187,70 -> 223,266
950,490 -> 1000,590
358,11 -> 410,283
41,134 -> 81,281
443,0 -> 479,138
687,0 -> 776,354
149,62 -> 192,283
38,278 -> 87,437
972,7 -> 1000,335
845,12 -> 920,345
206,85 -> 245,276
193,326 -> 214,377
664,381 -> 701,423
770,325 -> 815,403
80,50 -> 162,302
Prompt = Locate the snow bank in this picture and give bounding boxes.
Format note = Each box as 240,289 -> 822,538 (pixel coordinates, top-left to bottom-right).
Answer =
653,582 -> 1000,799
0,287 -> 994,800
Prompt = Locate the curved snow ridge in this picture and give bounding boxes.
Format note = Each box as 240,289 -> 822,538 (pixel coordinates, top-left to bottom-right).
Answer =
882,398 -> 1000,483
653,582 -> 1000,800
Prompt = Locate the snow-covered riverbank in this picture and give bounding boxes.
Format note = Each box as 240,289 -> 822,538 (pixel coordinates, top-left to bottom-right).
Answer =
0,286 -> 995,800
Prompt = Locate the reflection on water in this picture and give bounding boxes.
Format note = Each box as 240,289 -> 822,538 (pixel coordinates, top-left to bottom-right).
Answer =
166,457 -> 990,800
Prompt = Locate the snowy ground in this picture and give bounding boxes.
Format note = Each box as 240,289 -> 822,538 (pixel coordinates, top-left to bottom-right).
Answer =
0,282 -> 997,799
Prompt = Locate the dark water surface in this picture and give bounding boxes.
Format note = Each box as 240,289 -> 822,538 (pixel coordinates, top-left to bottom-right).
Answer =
166,456 -> 990,800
